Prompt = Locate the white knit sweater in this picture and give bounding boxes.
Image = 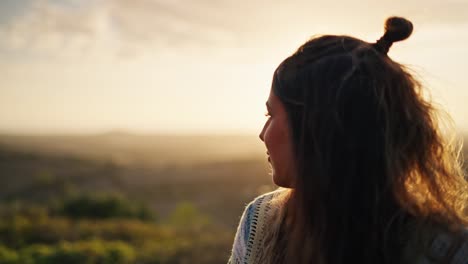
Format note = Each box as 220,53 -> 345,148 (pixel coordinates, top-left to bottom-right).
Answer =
227,188 -> 468,264
227,188 -> 287,264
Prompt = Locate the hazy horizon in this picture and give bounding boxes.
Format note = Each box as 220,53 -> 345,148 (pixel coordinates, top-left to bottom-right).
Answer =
0,128 -> 260,137
1,0 -> 467,135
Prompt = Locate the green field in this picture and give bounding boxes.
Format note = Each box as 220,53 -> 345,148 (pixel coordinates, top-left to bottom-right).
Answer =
0,133 -> 277,264
0,132 -> 465,263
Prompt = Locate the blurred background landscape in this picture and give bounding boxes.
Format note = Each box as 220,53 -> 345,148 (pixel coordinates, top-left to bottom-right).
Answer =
1,0 -> 467,263
0,132 -> 466,263
0,133 -> 278,263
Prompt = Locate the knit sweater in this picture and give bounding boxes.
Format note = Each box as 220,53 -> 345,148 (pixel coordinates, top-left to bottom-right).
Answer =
227,188 -> 468,264
227,188 -> 285,264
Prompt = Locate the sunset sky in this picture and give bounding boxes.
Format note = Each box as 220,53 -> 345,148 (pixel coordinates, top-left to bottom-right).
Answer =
1,0 -> 467,135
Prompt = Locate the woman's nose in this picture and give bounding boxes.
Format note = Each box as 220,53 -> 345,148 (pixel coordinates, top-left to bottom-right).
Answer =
259,124 -> 266,142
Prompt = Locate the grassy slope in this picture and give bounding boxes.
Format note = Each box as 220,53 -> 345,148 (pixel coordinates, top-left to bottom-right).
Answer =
0,132 -> 466,228
0,133 -> 276,229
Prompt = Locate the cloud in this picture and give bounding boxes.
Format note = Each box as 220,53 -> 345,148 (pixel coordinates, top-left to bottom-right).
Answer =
0,0 -> 241,60
1,0 -> 468,61
0,0 -> 101,59
109,0 -> 242,58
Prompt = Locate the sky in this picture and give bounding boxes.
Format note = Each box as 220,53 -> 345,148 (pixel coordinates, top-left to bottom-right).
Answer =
0,0 -> 467,135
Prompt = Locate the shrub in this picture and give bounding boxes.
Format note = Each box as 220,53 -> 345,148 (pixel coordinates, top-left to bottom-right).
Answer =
58,194 -> 155,221
0,245 -> 18,264
18,240 -> 135,264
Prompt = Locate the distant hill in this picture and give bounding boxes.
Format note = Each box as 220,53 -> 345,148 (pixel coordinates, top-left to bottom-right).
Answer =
0,133 -> 266,168
0,140 -> 274,227
0,132 -> 466,228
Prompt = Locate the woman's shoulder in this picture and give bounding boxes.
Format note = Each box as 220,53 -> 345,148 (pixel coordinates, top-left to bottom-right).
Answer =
248,187 -> 289,209
227,187 -> 290,264
404,220 -> 468,264
241,187 -> 289,236
423,225 -> 468,264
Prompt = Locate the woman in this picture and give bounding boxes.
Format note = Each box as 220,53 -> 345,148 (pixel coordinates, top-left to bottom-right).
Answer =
228,17 -> 468,264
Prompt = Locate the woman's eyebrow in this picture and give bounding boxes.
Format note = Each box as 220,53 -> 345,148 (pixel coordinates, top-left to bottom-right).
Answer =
266,102 -> 272,110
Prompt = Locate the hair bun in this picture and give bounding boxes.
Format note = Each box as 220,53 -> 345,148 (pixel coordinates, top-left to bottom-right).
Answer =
373,16 -> 413,54
384,17 -> 413,43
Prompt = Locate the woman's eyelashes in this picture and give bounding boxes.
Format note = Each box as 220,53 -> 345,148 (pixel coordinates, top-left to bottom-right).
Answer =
264,111 -> 271,118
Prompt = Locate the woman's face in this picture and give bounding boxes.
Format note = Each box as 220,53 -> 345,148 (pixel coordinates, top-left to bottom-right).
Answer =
259,87 -> 296,188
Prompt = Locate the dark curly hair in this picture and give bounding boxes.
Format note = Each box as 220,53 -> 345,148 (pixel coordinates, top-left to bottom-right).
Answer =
263,17 -> 468,264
